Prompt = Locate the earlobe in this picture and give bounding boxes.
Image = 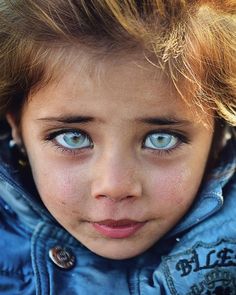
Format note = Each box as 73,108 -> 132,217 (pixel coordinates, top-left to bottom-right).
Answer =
6,113 -> 28,166
6,113 -> 22,146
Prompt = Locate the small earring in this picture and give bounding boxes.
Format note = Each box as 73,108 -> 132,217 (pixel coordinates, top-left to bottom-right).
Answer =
9,139 -> 28,167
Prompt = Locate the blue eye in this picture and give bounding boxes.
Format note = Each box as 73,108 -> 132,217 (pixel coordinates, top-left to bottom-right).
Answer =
54,131 -> 92,149
144,133 -> 178,150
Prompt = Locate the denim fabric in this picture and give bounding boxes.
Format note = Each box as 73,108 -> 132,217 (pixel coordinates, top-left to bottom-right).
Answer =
0,136 -> 235,294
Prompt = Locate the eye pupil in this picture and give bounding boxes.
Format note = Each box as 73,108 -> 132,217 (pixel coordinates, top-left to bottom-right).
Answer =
64,133 -> 83,145
150,134 -> 172,148
66,134 -> 80,143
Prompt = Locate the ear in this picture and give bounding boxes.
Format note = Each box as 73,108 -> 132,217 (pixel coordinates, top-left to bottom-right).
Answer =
6,113 -> 22,146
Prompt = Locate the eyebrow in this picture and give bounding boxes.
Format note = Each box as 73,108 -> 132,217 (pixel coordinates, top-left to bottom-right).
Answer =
37,115 -> 94,124
37,115 -> 191,126
137,117 -> 191,126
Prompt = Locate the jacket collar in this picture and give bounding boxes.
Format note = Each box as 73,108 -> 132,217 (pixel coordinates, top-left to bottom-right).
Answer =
0,135 -> 54,230
168,135 -> 236,237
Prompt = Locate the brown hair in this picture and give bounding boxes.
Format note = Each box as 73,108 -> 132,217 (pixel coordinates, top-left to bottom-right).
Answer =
0,0 -> 235,125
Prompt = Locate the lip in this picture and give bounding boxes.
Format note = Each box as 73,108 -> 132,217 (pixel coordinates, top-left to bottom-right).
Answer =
91,219 -> 146,239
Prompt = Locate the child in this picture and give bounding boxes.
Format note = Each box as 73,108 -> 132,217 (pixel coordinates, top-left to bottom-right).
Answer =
0,0 -> 235,294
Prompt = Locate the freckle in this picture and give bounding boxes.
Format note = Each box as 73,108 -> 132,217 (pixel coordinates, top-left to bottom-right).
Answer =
72,210 -> 78,214
61,201 -> 66,205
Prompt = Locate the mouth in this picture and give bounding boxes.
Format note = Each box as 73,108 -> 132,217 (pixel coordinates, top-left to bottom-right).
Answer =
91,219 -> 146,239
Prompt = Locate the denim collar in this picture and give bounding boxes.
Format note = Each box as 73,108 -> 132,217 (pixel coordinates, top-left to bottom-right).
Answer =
0,135 -> 54,229
168,136 -> 236,237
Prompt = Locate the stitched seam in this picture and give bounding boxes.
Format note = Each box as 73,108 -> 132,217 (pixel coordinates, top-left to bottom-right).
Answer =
31,222 -> 50,295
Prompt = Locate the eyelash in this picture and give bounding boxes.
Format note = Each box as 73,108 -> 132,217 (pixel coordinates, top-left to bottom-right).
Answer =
44,128 -> 93,156
142,130 -> 190,156
44,128 -> 190,156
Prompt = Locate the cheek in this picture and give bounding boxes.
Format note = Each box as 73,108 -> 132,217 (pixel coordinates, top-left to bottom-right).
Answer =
147,163 -> 202,208
31,166 -> 91,225
29,158 -> 89,207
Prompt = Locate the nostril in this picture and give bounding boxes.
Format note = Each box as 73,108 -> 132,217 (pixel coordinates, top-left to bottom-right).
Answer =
95,194 -> 136,202
95,194 -> 108,200
91,177 -> 142,201
126,195 -> 135,199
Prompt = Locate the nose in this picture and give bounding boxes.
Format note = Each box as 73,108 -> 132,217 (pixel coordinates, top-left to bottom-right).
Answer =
91,154 -> 142,202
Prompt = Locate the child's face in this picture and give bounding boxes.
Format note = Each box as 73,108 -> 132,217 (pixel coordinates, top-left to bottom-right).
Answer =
9,54 -> 214,259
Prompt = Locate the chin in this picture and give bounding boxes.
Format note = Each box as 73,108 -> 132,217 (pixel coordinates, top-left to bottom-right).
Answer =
86,241 -> 149,260
92,249 -> 141,260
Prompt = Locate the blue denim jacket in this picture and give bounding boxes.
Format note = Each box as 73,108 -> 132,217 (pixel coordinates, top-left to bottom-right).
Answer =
0,134 -> 235,295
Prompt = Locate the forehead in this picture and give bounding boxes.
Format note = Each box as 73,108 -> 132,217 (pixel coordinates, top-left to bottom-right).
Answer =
24,49 -> 213,126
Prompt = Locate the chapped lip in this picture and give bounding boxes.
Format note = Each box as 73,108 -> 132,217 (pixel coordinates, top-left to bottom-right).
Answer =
91,219 -> 147,239
93,219 -> 145,227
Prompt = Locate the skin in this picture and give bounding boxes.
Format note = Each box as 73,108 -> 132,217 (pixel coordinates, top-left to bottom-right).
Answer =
8,53 -> 214,260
